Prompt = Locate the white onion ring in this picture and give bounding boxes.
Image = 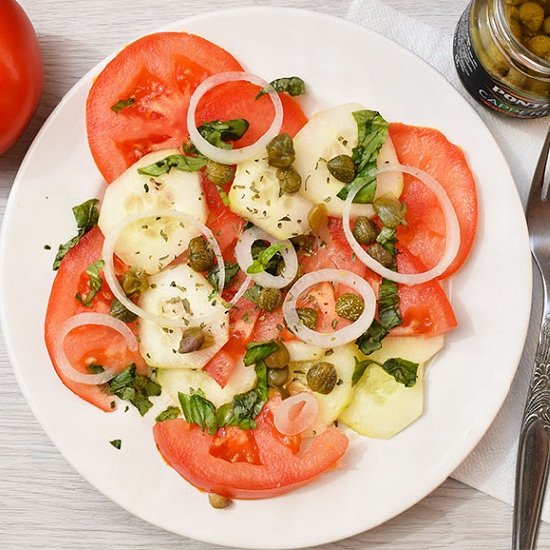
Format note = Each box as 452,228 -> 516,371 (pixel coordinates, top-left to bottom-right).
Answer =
229,275 -> 253,306
283,269 -> 376,347
273,392 -> 319,436
53,313 -> 138,385
186,71 -> 283,165
102,210 -> 226,328
342,163 -> 461,285
234,226 -> 298,289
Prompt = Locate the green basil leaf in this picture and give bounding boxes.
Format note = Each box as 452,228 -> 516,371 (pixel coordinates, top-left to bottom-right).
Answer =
377,278 -> 402,329
337,110 -> 388,204
198,118 -> 250,149
155,405 -> 181,422
75,259 -> 105,307
178,389 -> 218,435
109,298 -> 138,323
355,320 -> 388,356
381,358 -> 418,387
137,154 -> 207,176
243,283 -> 262,304
109,439 -> 122,449
108,364 -> 161,416
256,76 -> 305,99
87,364 -> 105,374
53,198 -> 100,270
111,97 -> 135,113
206,262 -> 240,290
243,340 -> 279,366
246,243 -> 283,274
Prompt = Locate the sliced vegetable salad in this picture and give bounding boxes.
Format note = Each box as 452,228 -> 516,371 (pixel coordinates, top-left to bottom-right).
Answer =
44,31 -> 477,503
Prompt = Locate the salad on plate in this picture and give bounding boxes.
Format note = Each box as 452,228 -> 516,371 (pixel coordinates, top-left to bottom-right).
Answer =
44,31 -> 477,506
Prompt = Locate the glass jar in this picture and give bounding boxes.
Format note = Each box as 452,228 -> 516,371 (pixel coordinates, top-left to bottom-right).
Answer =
454,0 -> 550,118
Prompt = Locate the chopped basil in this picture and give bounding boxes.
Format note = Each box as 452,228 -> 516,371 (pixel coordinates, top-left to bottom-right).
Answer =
108,364 -> 161,416
336,110 -> 388,203
109,298 -> 138,323
75,259 -> 105,306
111,97 -> 135,113
355,320 -> 388,356
256,76 -> 305,99
251,240 -> 283,275
137,154 -> 207,177
155,405 -> 181,422
87,364 -> 105,374
243,340 -> 279,366
243,283 -> 262,304
377,226 -> 397,256
53,198 -> 100,270
178,389 -> 218,435
109,439 -> 122,449
246,243 -> 283,274
377,278 -> 402,329
198,118 -> 250,149
206,262 -> 240,290
352,356 -> 418,387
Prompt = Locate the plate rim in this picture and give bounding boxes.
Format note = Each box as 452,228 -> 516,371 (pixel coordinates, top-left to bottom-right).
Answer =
0,6 -> 532,549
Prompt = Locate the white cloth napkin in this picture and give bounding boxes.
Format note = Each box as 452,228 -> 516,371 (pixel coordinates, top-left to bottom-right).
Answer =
347,0 -> 550,521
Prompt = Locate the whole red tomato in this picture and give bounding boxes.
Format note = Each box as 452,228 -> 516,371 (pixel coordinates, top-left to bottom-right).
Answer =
0,0 -> 43,154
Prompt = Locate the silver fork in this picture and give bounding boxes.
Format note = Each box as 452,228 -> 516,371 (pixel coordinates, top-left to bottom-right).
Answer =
513,126 -> 550,550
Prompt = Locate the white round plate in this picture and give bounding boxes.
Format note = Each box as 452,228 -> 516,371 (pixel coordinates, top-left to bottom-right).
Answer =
0,7 -> 531,550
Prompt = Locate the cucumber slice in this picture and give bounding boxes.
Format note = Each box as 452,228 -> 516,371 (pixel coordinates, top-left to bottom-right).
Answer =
228,156 -> 312,240
339,335 -> 444,439
157,359 -> 256,409
293,103 -> 403,218
98,149 -> 207,274
139,264 -> 228,369
289,344 -> 359,427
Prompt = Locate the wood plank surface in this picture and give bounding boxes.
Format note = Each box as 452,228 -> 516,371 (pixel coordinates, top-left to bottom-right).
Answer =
1,0 -> 548,548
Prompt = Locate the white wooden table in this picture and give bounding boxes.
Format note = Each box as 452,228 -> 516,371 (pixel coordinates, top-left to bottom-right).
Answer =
1,0 -> 549,548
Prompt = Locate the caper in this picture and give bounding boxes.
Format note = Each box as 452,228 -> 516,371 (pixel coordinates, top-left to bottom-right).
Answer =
352,216 -> 379,244
187,236 -> 214,272
308,203 -> 328,233
335,293 -> 365,321
257,287 -> 282,312
373,194 -> 406,229
266,133 -> 295,168
327,154 -> 356,183
178,327 -> 205,353
528,34 -> 550,57
307,362 -> 337,395
297,307 -> 318,329
205,160 -> 235,186
277,166 -> 302,194
519,2 -> 544,32
543,16 -> 550,35
208,493 -> 232,509
264,340 -> 290,370
121,267 -> 149,295
267,366 -> 290,387
367,243 -> 394,268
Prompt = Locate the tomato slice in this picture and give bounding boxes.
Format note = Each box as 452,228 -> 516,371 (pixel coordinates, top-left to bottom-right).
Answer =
86,32 -> 243,182
392,246 -> 457,336
44,227 -> 147,411
389,123 -> 478,279
153,398 -> 348,499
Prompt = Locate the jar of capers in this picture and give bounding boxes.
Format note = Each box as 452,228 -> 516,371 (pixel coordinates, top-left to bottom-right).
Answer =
454,0 -> 550,118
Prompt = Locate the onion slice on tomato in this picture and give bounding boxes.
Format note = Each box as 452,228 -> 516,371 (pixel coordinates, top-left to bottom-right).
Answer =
53,312 -> 138,385
234,226 -> 298,289
283,269 -> 376,347
342,163 -> 461,285
102,209 -> 226,328
273,392 -> 319,436
186,71 -> 283,165
229,275 -> 253,306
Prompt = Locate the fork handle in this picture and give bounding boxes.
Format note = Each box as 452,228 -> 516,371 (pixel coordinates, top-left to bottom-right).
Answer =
513,315 -> 550,550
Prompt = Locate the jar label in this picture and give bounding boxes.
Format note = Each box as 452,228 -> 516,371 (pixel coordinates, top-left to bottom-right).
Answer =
453,6 -> 550,119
